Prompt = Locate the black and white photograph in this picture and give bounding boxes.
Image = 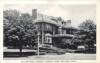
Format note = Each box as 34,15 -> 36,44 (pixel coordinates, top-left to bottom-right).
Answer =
3,3 -> 96,60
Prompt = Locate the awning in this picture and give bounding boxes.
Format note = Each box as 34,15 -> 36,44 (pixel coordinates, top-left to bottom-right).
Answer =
45,33 -> 52,37
52,34 -> 76,38
62,26 -> 78,30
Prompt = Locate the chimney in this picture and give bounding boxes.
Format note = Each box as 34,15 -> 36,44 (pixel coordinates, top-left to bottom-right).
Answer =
67,20 -> 71,27
32,9 -> 37,20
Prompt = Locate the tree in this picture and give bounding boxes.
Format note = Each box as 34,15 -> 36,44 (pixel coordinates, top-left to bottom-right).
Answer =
79,19 -> 96,46
71,19 -> 96,53
3,10 -> 20,47
4,10 -> 19,20
18,13 -> 37,47
4,10 -> 37,56
73,19 -> 96,50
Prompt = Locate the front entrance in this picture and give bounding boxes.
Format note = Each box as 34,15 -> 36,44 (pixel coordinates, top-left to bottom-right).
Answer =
44,33 -> 52,48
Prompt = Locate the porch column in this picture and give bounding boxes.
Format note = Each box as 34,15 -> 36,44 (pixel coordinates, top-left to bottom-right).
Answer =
58,27 -> 62,34
52,26 -> 55,35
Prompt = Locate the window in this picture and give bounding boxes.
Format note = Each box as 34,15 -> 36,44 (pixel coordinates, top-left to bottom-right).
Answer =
48,39 -> 50,43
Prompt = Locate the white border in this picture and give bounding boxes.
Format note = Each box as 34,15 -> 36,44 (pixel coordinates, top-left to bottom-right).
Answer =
0,0 -> 99,63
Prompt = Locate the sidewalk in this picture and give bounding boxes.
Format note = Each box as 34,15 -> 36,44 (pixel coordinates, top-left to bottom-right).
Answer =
4,53 -> 96,60
4,49 -> 36,52
3,49 -> 96,60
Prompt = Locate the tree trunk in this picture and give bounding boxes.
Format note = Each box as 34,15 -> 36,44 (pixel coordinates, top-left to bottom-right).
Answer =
19,46 -> 22,56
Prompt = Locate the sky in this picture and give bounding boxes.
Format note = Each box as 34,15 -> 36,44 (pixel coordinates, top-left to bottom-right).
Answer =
4,4 -> 96,28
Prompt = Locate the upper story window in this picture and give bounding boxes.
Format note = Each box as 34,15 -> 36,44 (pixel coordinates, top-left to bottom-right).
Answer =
62,21 -> 66,26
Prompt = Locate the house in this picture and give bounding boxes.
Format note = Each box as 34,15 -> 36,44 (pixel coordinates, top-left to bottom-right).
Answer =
32,9 -> 78,48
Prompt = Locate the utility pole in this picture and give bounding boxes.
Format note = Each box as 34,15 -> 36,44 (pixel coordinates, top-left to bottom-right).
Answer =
42,23 -> 44,47
37,32 -> 40,56
42,14 -> 44,47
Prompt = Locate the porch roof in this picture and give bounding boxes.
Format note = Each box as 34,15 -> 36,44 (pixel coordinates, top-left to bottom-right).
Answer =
52,34 -> 76,38
33,20 -> 59,26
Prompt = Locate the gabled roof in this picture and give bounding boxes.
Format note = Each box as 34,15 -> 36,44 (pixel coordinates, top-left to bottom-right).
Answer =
33,13 -> 59,26
33,13 -> 78,30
